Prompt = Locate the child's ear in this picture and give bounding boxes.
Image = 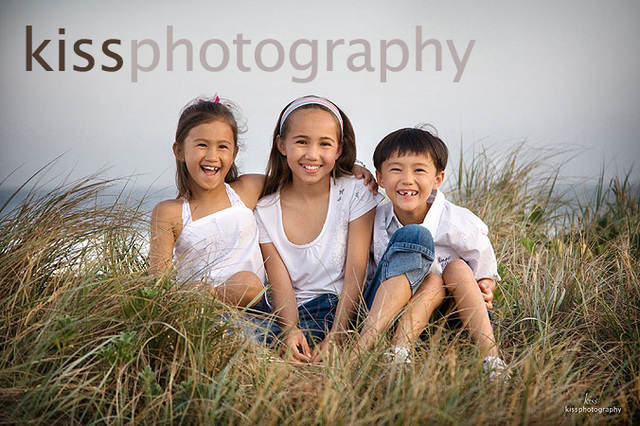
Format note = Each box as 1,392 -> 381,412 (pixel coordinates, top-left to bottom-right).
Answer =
276,135 -> 286,156
172,142 -> 183,161
376,170 -> 385,188
433,170 -> 445,189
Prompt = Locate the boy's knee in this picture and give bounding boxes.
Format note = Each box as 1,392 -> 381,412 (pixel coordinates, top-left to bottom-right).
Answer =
426,275 -> 446,294
390,224 -> 434,252
372,226 -> 435,303
419,274 -> 446,297
442,259 -> 475,288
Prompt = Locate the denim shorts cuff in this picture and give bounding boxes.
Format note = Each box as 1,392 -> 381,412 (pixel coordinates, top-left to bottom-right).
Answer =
388,241 -> 435,260
405,268 -> 430,294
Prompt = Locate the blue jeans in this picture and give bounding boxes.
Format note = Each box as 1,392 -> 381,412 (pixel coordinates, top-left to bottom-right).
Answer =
362,224 -> 435,310
295,293 -> 339,343
240,293 -> 339,346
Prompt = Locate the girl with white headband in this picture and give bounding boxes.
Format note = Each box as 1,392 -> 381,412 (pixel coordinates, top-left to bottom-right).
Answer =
255,95 -> 383,362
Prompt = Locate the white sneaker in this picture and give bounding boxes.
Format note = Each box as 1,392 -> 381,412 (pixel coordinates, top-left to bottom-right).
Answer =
384,346 -> 412,365
483,356 -> 510,381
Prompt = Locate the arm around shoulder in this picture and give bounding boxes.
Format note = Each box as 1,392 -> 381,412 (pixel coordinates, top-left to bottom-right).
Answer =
231,174 -> 266,210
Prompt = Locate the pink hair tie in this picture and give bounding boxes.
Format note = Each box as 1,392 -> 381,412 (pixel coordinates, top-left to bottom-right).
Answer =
197,93 -> 221,103
279,95 -> 343,136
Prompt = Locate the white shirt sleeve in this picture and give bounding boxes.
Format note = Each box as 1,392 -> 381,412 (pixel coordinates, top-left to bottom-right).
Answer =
347,177 -> 383,222
254,204 -> 273,245
451,217 -> 500,282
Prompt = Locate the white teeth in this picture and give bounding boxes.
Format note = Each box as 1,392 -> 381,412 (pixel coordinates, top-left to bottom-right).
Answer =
202,166 -> 219,172
302,165 -> 320,171
398,190 -> 418,196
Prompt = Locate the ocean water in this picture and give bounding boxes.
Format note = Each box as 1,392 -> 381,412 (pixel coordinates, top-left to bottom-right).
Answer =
0,185 -> 176,218
0,185 -> 176,258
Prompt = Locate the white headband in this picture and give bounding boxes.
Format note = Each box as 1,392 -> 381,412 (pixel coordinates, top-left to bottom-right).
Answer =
279,96 -> 344,135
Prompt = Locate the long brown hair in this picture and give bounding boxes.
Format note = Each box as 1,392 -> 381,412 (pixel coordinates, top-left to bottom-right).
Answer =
261,96 -> 356,197
174,98 -> 243,199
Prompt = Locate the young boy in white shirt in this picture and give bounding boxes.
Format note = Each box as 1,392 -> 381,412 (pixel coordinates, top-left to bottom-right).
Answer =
359,126 -> 507,378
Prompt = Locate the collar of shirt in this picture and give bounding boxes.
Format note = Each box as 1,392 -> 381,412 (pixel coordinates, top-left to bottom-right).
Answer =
384,189 -> 446,239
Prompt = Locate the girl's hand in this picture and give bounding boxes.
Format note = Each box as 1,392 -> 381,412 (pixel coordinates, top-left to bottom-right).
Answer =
283,327 -> 312,362
311,332 -> 341,363
352,163 -> 378,195
311,339 -> 329,363
478,279 -> 495,310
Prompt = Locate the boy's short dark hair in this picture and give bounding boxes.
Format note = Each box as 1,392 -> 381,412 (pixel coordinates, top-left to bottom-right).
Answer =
373,126 -> 448,173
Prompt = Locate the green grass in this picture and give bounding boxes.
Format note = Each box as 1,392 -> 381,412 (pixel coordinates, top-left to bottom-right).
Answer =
0,146 -> 638,425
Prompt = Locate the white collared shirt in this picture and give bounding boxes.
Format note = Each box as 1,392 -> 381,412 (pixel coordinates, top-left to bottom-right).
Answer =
369,189 -> 500,282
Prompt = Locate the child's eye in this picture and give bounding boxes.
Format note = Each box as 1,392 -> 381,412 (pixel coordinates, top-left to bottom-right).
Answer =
390,168 -> 401,172
295,140 -> 307,145
415,169 -> 426,173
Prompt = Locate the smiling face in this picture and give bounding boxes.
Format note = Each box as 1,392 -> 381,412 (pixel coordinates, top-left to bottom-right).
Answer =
173,120 -> 237,196
376,152 -> 444,225
276,108 -> 342,187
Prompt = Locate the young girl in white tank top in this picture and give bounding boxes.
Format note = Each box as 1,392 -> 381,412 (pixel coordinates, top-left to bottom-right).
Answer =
149,96 -> 267,308
173,182 -> 263,285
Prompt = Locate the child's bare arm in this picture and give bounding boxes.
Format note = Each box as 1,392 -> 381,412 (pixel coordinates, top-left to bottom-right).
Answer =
149,201 -> 180,276
312,208 -> 375,361
260,242 -> 312,362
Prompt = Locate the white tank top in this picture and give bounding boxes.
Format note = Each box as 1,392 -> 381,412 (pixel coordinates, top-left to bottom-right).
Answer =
174,183 -> 266,286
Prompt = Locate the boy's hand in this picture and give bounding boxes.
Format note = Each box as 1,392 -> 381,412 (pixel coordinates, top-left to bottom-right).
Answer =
478,279 -> 495,310
352,163 -> 378,195
283,327 -> 312,362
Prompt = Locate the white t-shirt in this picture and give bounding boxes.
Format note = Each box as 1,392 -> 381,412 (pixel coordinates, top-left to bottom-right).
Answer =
370,189 -> 500,282
255,176 -> 382,306
174,183 -> 266,286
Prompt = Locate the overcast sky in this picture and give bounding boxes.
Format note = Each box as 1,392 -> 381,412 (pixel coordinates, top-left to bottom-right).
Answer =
1,0 -> 639,199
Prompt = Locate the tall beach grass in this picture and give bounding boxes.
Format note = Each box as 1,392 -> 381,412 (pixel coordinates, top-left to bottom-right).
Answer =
0,145 -> 638,425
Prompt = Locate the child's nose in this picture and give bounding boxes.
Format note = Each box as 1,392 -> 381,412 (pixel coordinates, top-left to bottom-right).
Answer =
305,144 -> 320,159
205,147 -> 219,161
401,171 -> 414,183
